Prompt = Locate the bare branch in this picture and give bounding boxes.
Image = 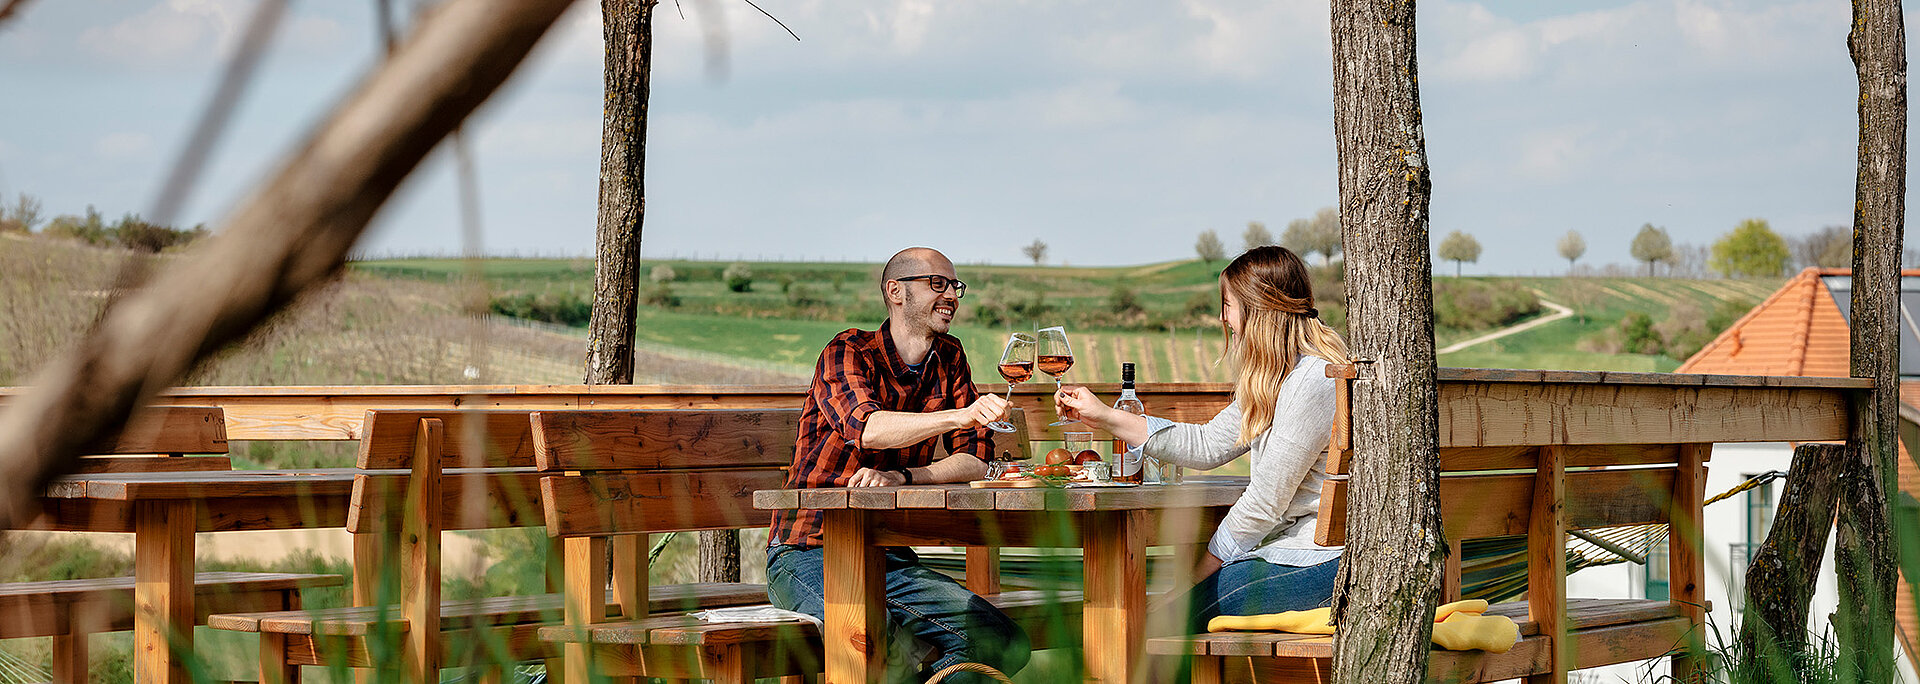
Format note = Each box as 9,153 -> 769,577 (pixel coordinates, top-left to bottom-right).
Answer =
0,0 -> 577,529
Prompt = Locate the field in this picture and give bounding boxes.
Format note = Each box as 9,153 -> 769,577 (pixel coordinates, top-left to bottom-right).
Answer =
356,256 -> 1784,378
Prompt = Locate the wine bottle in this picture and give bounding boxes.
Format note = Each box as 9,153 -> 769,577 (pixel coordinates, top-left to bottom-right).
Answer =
1111,363 -> 1145,483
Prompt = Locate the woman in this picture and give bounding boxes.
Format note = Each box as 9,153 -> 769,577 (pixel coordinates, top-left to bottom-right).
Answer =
1054,245 -> 1348,631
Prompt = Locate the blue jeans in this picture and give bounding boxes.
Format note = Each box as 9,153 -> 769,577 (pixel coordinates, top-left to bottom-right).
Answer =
767,545 -> 1030,683
1174,557 -> 1340,634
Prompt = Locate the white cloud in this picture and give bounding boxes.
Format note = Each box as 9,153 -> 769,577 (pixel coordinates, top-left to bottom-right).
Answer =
78,0 -> 249,67
93,131 -> 152,159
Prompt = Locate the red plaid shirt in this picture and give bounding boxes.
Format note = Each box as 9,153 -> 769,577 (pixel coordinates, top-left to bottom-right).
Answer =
769,320 -> 992,548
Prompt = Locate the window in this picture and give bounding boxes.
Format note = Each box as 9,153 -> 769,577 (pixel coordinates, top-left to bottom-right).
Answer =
1644,536 -> 1669,601
1746,476 -> 1775,548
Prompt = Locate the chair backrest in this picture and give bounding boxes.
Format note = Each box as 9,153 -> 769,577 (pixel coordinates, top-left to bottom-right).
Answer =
532,409 -> 802,538
76,406 -> 231,473
347,409 -> 546,534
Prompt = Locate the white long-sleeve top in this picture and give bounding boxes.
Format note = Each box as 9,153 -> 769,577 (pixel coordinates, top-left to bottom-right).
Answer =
1141,354 -> 1341,566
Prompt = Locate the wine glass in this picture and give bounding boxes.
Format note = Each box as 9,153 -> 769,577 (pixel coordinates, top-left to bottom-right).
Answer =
1037,326 -> 1079,426
985,332 -> 1034,434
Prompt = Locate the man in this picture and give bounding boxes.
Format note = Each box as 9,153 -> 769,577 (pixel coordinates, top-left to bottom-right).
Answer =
766,247 -> 1029,682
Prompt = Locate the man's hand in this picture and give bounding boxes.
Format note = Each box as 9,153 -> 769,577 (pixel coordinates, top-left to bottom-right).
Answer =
847,467 -> 907,488
953,393 -> 1011,430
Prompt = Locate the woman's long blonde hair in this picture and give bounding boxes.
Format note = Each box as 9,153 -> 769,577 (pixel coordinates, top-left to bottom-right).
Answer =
1220,246 -> 1349,446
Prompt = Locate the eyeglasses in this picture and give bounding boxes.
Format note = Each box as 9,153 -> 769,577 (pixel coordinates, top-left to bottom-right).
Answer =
894,274 -> 967,299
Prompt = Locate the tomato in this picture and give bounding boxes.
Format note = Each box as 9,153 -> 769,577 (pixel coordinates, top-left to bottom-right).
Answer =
1075,450 -> 1103,464
1045,448 -> 1073,465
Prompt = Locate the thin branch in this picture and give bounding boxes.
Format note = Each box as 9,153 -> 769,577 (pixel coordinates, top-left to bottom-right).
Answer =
739,0 -> 799,41
0,0 -> 577,529
149,0 -> 287,227
0,0 -> 32,31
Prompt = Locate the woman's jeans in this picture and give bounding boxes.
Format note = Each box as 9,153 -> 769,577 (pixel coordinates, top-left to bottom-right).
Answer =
766,544 -> 1030,683
1174,557 -> 1340,634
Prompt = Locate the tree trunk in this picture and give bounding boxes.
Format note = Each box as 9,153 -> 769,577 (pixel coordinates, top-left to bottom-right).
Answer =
1327,2 -> 1444,683
585,0 -> 653,388
1738,443 -> 1843,680
0,0 -> 574,529
1838,1 -> 1905,681
698,529 -> 742,583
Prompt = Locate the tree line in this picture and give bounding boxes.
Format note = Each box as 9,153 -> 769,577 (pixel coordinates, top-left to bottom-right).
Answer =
1171,210 -> 1866,278
0,193 -> 206,253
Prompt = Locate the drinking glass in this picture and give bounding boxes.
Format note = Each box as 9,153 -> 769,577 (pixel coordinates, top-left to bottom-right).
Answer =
1037,326 -> 1079,426
985,332 -> 1035,434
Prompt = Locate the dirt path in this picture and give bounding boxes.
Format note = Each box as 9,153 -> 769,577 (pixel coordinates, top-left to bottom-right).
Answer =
1437,296 -> 1575,355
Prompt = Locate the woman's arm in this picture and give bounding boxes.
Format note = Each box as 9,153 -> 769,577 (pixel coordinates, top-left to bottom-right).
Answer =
1054,386 -> 1248,470
1202,367 -> 1337,561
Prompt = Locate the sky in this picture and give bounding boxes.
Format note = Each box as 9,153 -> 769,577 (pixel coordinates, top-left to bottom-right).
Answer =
0,0 -> 1910,274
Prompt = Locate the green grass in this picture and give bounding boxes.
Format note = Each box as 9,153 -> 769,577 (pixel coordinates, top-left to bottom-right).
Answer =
360,256 -> 1783,381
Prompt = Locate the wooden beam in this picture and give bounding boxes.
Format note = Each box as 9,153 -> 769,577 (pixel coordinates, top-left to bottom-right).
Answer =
822,509 -> 884,684
134,499 -> 194,684
1525,445 -> 1567,684
401,419 -> 443,683
1083,509 -> 1147,684
1668,444 -> 1709,682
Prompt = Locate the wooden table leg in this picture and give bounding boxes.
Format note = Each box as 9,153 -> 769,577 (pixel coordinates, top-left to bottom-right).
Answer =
134,499 -> 194,684
1083,509 -> 1146,684
823,509 -> 885,684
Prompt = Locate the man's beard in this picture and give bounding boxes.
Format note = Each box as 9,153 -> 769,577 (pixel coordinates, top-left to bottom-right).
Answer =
903,288 -> 951,334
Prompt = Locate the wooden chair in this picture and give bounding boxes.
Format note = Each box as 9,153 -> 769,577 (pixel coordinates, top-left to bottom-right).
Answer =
2,406 -> 341,684
533,407 -> 1083,683
207,409 -> 770,683
1147,387 -> 1710,684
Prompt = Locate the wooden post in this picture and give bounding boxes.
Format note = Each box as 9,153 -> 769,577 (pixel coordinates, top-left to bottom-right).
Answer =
1327,1 -> 1444,683
1084,509 -> 1148,684
563,536 -> 609,684
1738,442 -> 1844,680
134,499 -> 194,684
1669,444 -> 1709,683
612,533 -> 649,619
1840,3 -> 1905,681
965,546 -> 1002,596
401,419 -> 443,684
1525,445 -> 1567,684
823,509 -> 885,684
0,0 -> 578,532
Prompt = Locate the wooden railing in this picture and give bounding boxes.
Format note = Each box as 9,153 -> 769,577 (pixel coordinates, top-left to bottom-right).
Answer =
1,367 -> 1868,446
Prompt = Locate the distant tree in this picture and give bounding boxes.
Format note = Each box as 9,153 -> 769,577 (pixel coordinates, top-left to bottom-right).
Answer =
1242,221 -> 1275,253
0,193 -> 41,233
1283,207 -> 1343,265
1629,223 -> 1674,277
1792,225 -> 1854,270
648,264 -> 677,283
1709,218 -> 1791,278
1557,230 -> 1586,271
1436,230 -> 1481,277
1022,239 -> 1048,265
1195,230 -> 1225,263
723,262 -> 753,292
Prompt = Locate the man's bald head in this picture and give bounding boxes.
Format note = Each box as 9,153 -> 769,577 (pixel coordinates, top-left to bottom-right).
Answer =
880,247 -> 952,284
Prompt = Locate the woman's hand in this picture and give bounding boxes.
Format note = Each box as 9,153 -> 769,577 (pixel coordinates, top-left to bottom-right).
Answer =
1054,386 -> 1112,428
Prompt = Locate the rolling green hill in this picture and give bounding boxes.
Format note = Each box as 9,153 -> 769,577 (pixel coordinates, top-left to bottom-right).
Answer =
353,257 -> 1784,379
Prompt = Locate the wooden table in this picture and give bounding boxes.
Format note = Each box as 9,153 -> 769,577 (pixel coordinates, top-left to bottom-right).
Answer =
25,469 -> 361,684
754,477 -> 1248,684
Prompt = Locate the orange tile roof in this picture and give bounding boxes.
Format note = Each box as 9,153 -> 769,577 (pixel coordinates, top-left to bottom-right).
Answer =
1680,268 -> 1920,664
1676,268 -> 1857,378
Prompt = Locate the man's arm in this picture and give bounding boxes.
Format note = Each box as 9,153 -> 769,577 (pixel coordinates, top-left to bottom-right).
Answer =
847,451 -> 987,486
856,394 -> 1008,450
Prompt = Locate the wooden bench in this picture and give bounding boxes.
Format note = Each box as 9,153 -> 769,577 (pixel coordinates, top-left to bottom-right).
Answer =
1148,378 -> 1710,683
207,409 -> 768,682
531,407 -> 1077,683
5,406 -> 342,684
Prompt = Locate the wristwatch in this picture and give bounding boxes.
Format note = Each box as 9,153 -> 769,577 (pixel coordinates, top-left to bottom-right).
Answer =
892,468 -> 914,485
